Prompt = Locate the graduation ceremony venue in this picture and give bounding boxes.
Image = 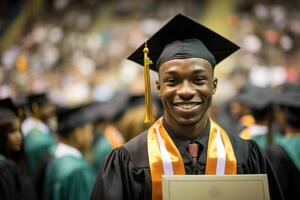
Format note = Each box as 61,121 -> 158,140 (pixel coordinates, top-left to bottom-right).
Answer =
0,0 -> 299,200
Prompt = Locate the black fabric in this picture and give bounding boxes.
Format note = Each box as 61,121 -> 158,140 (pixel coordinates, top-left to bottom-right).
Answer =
28,93 -> 49,107
0,98 -> 18,119
127,14 -> 240,71
275,92 -> 300,108
0,160 -> 37,200
57,105 -> 91,136
0,160 -> 22,200
267,144 -> 300,200
236,85 -> 274,109
156,39 -> 216,67
90,122 -> 283,200
33,152 -> 53,200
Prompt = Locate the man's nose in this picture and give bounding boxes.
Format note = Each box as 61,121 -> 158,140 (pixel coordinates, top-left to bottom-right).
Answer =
177,80 -> 196,100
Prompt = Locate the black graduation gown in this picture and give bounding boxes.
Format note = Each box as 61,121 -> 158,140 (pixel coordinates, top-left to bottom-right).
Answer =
90,122 -> 283,200
0,160 -> 37,200
267,143 -> 300,200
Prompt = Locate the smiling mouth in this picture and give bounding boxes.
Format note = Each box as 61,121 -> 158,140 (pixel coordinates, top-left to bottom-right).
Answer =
174,102 -> 201,110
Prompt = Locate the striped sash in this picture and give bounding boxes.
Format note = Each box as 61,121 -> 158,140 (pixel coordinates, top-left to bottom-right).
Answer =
147,118 -> 237,200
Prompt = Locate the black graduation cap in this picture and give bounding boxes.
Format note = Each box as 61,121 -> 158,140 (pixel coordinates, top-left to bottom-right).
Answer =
278,83 -> 300,93
236,86 -> 275,109
127,13 -> 240,71
0,98 -> 18,119
127,14 -> 240,124
57,105 -> 92,136
98,91 -> 130,121
275,92 -> 300,108
27,93 -> 50,108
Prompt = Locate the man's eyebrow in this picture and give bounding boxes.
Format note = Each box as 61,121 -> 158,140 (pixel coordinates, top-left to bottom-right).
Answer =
191,69 -> 209,74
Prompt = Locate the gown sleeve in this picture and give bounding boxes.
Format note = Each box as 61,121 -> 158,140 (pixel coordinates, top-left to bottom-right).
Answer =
244,140 -> 284,200
90,147 -> 150,200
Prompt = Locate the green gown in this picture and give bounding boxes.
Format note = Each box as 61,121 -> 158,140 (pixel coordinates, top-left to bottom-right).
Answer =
44,149 -> 96,200
24,127 -> 56,173
251,133 -> 283,150
92,135 -> 113,172
240,125 -> 283,150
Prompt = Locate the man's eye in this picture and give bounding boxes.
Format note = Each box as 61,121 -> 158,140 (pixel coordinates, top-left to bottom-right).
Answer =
194,77 -> 205,84
166,78 -> 177,85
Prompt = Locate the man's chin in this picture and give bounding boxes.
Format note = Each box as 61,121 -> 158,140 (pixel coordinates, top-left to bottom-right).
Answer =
175,117 -> 201,127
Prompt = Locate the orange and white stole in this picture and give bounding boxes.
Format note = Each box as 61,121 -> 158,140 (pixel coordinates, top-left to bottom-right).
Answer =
104,125 -> 124,148
147,118 -> 237,200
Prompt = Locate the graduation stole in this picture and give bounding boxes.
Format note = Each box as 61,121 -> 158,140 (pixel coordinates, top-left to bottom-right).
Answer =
147,118 -> 237,200
240,128 -> 251,140
104,125 -> 124,148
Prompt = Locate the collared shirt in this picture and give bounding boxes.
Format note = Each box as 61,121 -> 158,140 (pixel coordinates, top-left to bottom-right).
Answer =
21,117 -> 50,136
162,119 -> 210,174
54,143 -> 82,159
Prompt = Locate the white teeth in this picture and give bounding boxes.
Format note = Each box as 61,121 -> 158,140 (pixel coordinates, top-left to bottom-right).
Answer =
177,103 -> 198,110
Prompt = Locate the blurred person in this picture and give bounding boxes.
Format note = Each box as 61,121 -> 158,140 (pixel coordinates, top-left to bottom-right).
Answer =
267,92 -> 300,200
0,98 -> 36,200
86,92 -> 128,172
44,105 -> 96,200
22,93 -> 57,174
272,83 -> 300,136
238,86 -> 283,149
90,14 -> 283,200
116,93 -> 163,142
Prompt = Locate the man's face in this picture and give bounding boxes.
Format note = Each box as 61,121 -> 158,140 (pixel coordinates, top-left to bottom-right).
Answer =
156,58 -> 217,126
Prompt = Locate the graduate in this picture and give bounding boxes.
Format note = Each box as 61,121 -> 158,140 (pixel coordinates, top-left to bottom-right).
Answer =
90,14 -> 283,200
238,86 -> 282,149
87,92 -> 128,172
44,105 -> 96,200
22,93 -> 57,173
267,92 -> 300,200
0,98 -> 37,200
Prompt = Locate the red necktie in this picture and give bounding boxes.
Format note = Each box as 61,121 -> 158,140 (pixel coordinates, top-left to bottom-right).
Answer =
188,143 -> 199,174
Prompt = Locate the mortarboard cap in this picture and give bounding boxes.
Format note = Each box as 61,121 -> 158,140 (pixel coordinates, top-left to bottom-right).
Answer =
127,14 -> 240,124
275,92 -> 300,108
28,93 -> 50,107
127,13 -> 240,71
57,105 -> 93,136
236,86 -> 274,110
0,98 -> 18,119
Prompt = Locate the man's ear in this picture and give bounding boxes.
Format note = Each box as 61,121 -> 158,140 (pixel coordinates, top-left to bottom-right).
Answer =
155,79 -> 161,97
212,78 -> 218,95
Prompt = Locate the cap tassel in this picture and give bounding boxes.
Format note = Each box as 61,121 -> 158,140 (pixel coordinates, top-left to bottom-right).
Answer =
143,41 -> 155,125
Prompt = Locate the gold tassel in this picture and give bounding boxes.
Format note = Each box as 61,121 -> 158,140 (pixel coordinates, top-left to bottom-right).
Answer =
143,41 -> 155,125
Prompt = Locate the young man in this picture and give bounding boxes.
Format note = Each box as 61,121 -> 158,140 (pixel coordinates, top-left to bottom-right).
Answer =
22,93 -> 57,173
44,105 -> 96,200
90,14 -> 283,200
267,92 -> 300,200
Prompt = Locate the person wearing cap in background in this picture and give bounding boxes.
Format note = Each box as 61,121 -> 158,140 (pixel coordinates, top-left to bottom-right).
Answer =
90,14 -> 283,200
238,85 -> 283,150
267,91 -> 300,200
0,98 -> 37,200
43,105 -> 96,200
21,93 -> 57,174
85,92 -> 127,172
213,85 -> 254,136
89,90 -> 163,172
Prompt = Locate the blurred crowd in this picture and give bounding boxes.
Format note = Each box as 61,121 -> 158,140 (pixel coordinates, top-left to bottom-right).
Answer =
0,0 -> 300,200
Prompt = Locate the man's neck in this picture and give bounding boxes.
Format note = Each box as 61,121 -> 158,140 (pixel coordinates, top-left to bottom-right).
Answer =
163,116 -> 209,140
